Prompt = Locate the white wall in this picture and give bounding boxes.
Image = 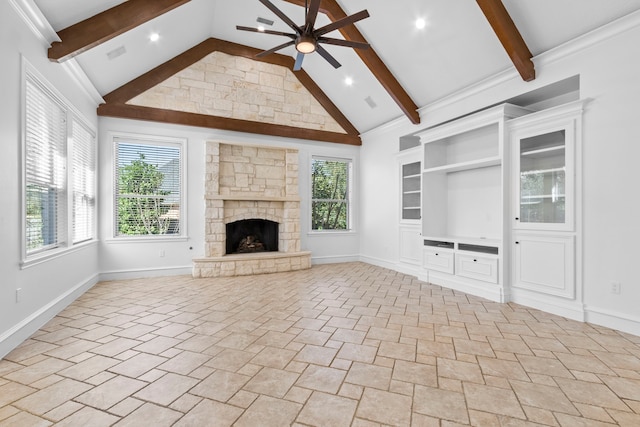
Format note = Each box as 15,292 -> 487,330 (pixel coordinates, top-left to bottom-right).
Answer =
97,117 -> 360,277
0,2 -> 100,357
360,13 -> 640,335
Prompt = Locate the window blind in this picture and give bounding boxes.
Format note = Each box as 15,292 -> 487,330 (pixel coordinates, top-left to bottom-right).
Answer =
115,140 -> 182,236
25,77 -> 67,253
72,120 -> 96,243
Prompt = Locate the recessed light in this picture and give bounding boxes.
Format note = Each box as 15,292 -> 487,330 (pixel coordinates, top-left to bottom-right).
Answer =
344,76 -> 354,86
415,17 -> 427,30
258,25 -> 265,32
149,32 -> 160,42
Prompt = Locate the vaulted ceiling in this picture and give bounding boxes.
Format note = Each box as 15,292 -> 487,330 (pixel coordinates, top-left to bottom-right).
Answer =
32,0 -> 640,144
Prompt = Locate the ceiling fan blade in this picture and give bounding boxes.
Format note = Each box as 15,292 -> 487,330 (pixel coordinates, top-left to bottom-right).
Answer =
318,37 -> 370,50
314,9 -> 369,37
316,45 -> 341,68
293,52 -> 305,71
236,26 -> 297,38
305,0 -> 321,31
259,0 -> 301,34
256,40 -> 296,57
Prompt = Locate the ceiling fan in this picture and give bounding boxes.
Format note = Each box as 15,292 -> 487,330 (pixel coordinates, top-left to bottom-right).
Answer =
236,0 -> 370,71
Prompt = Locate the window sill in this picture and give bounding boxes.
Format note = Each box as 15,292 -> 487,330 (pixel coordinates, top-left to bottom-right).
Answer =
307,230 -> 357,237
21,240 -> 98,270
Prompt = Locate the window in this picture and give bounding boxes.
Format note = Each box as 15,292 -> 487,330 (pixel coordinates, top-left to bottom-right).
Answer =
311,157 -> 352,231
23,67 -> 96,260
72,120 -> 96,243
114,137 -> 183,237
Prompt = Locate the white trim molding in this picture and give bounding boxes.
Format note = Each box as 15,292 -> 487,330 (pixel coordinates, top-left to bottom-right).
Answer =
585,305 -> 640,338
0,273 -> 99,359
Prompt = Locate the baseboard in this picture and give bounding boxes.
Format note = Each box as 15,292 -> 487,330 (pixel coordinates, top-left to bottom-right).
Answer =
310,255 -> 361,265
510,289 -> 585,321
584,305 -> 640,337
394,262 -> 423,278
0,273 -> 100,359
358,255 -> 399,272
428,272 -> 504,303
99,265 -> 193,281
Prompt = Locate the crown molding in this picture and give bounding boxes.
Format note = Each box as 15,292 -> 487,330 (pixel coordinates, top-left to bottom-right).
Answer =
9,0 -> 59,46
62,59 -> 105,105
413,9 -> 640,131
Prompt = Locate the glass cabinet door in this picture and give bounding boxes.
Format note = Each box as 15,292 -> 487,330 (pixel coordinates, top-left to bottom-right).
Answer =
519,130 -> 566,224
401,161 -> 421,221
513,122 -> 574,231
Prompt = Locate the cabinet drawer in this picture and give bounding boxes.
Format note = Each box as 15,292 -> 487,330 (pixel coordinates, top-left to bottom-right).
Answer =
423,249 -> 454,274
455,253 -> 498,284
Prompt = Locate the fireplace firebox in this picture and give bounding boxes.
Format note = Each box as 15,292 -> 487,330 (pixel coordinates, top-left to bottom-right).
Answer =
226,219 -> 279,255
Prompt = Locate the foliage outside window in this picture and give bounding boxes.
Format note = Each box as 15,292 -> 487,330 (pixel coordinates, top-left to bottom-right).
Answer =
24,68 -> 96,259
114,139 -> 183,237
311,157 -> 352,231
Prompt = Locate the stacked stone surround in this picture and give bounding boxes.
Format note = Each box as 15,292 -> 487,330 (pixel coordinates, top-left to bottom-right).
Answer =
193,141 -> 311,278
128,51 -> 345,134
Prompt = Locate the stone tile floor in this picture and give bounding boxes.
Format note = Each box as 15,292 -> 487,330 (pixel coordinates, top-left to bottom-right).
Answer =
1,262 -> 640,426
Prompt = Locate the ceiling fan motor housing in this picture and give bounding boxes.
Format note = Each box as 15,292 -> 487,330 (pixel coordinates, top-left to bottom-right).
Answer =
296,34 -> 317,53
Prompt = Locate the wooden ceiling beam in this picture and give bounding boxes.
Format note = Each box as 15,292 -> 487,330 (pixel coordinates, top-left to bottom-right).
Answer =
98,103 -> 361,145
476,0 -> 535,81
283,0 -> 420,124
99,38 -> 361,145
49,0 -> 190,62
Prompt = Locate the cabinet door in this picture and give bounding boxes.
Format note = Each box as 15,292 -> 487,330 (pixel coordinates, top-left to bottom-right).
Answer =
512,234 -> 575,299
399,226 -> 422,264
512,121 -> 575,231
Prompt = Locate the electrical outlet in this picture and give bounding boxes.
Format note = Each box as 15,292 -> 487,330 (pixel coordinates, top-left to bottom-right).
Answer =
16,288 -> 22,303
611,282 -> 621,294
159,249 -> 165,258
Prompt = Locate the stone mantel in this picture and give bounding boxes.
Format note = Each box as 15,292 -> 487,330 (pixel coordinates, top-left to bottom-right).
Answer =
193,141 -> 311,278
206,194 -> 301,202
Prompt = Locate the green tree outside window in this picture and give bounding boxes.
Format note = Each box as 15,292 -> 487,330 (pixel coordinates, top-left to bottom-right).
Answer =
311,158 -> 351,230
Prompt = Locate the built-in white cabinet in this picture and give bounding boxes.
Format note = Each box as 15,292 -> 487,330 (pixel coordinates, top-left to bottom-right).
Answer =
417,104 -> 531,302
397,148 -> 422,269
508,100 -> 586,319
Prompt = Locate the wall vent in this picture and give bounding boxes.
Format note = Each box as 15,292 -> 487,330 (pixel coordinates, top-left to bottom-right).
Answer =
364,96 -> 377,109
106,45 -> 127,60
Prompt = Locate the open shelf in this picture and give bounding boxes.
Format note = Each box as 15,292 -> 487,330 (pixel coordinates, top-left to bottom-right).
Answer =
423,156 -> 501,174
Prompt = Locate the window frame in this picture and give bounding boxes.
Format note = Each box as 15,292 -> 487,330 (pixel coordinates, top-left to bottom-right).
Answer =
309,155 -> 354,233
111,133 -> 187,241
21,59 -> 97,268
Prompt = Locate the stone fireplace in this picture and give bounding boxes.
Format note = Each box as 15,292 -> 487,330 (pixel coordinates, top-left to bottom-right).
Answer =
192,142 -> 311,277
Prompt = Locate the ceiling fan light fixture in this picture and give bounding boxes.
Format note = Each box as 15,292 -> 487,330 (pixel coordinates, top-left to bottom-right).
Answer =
296,35 -> 316,54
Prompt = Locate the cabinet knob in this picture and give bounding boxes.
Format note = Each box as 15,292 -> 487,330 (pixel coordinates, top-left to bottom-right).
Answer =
515,217 -> 519,221
473,259 -> 477,262
515,241 -> 520,244
435,253 -> 439,256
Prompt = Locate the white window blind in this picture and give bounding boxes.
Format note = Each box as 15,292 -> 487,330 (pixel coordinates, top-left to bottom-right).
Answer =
115,139 -> 182,237
72,120 -> 96,243
311,157 -> 351,231
25,77 -> 67,253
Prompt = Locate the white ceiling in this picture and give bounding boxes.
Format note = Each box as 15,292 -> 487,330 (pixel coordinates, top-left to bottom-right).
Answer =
33,0 -> 640,133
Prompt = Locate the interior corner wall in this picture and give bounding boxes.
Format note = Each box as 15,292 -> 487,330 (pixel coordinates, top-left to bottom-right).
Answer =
360,20 -> 640,336
97,117 -> 361,278
0,2 -> 100,357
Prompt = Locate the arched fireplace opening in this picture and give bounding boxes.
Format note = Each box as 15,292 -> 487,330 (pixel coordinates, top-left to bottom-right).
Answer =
226,219 -> 279,255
